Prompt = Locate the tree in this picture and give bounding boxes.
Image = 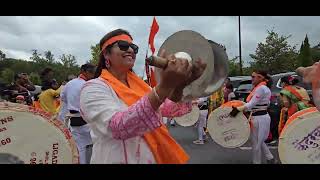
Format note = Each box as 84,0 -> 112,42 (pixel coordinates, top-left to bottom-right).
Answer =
44,50 -> 55,64
0,68 -> 14,84
89,44 -> 100,65
59,54 -> 77,68
30,49 -> 42,62
249,30 -> 298,74
297,35 -> 313,67
311,49 -> 320,62
29,72 -> 41,85
0,50 -> 6,61
228,57 -> 240,76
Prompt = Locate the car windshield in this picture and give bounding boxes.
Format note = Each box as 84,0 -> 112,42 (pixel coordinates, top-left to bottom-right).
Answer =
237,84 -> 252,91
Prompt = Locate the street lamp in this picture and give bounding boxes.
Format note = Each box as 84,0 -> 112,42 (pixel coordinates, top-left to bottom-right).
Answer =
238,16 -> 243,75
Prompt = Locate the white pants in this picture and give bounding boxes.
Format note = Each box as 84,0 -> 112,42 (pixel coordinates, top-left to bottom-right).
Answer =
197,110 -> 208,141
70,124 -> 93,164
250,114 -> 274,164
162,117 -> 168,124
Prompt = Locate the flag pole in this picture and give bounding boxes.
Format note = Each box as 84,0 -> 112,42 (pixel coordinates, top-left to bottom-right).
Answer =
144,17 -> 153,85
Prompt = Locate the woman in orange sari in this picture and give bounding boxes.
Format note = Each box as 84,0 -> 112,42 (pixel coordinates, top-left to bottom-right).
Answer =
79,29 -> 206,164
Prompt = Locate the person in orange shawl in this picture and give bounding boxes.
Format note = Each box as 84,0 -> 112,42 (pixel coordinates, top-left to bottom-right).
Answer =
278,75 -> 312,135
230,70 -> 276,164
79,29 -> 206,164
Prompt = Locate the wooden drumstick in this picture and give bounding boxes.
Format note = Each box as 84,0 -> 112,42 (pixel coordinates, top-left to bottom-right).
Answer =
145,56 -> 168,69
146,52 -> 192,69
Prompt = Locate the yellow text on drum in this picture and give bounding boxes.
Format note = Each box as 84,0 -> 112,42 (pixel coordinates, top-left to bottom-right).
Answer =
0,116 -> 13,125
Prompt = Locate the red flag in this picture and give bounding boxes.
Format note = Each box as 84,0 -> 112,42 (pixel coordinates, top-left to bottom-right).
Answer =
148,17 -> 159,55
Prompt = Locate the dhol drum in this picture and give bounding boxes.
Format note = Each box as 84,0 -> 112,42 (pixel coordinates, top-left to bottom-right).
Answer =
0,102 -> 79,164
278,107 -> 320,164
174,105 -> 200,127
207,100 -> 250,148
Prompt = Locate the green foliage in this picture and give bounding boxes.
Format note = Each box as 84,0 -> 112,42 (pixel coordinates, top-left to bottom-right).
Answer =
0,68 -> 14,84
0,50 -> 80,85
89,44 -> 101,65
311,44 -> 320,62
249,30 -> 298,74
228,57 -> 240,76
297,35 -> 313,67
29,72 -> 41,85
0,50 -> 6,60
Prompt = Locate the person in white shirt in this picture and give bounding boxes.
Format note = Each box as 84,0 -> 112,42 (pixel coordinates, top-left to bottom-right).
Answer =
60,63 -> 96,164
58,76 -> 76,122
193,96 -> 209,145
230,70 -> 276,164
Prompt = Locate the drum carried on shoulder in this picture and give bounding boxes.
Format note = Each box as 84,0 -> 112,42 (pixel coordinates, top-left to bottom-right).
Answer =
174,105 -> 200,127
278,107 -> 320,164
207,100 -> 250,148
0,102 -> 79,164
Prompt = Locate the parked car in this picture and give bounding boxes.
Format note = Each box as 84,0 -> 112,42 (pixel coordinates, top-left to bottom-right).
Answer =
234,80 -> 252,101
229,76 -> 251,91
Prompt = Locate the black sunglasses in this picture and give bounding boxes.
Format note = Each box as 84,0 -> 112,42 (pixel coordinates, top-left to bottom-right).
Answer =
116,40 -> 139,54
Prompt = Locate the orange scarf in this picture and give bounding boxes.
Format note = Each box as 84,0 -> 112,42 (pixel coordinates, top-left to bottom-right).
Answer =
283,85 -> 303,101
99,69 -> 189,164
246,82 -> 267,102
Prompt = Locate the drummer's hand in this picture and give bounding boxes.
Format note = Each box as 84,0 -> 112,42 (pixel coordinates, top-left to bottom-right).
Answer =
168,88 -> 183,103
297,61 -> 320,83
229,106 -> 240,117
185,58 -> 207,86
158,49 -> 193,89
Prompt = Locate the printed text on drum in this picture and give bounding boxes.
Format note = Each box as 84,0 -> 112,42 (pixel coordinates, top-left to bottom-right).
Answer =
0,116 -> 13,147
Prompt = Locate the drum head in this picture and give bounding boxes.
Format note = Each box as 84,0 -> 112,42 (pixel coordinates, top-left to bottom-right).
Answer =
207,106 -> 250,148
175,105 -> 200,127
0,102 -> 79,164
278,107 -> 320,164
155,30 -> 215,101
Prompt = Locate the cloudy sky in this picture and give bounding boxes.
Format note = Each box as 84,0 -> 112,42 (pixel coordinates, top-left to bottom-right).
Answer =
1,16 -> 320,77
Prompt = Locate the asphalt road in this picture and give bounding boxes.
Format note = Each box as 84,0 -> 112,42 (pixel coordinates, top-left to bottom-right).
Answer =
167,123 -> 280,164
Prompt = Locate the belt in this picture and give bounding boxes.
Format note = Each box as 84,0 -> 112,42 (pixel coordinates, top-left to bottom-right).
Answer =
252,110 -> 268,116
70,116 -> 87,126
70,110 -> 80,114
199,105 -> 208,110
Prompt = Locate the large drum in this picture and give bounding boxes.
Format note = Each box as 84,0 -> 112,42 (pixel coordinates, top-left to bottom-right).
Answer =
207,101 -> 250,148
278,107 -> 320,164
174,105 -> 200,127
0,102 -> 79,164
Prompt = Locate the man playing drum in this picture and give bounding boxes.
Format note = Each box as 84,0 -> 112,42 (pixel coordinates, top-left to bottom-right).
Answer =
230,70 -> 277,164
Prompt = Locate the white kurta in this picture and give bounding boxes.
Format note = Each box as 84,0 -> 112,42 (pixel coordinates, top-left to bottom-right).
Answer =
80,79 -> 156,164
244,85 -> 274,164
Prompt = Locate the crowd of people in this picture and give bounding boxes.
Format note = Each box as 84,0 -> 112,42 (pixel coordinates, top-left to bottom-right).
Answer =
0,28 -> 317,164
